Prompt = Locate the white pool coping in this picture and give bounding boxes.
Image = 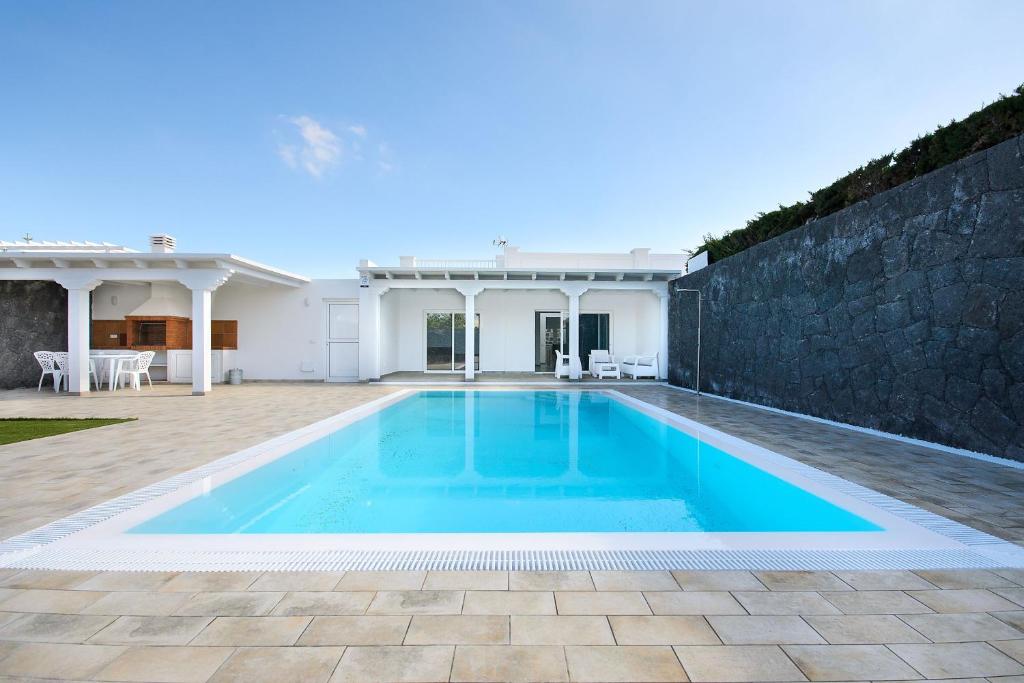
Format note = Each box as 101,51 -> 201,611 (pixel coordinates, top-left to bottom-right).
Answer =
2,388 -> 1022,572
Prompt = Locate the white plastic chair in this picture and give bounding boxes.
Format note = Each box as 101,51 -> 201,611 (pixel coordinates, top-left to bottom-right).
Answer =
554,349 -> 570,379
621,353 -> 659,380
53,352 -> 100,391
33,351 -> 62,392
115,351 -> 155,391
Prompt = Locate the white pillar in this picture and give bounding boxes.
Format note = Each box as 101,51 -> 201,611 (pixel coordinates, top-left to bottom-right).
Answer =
358,286 -> 387,381
568,291 -> 581,380
658,290 -> 669,380
179,270 -> 232,396
464,293 -> 475,380
191,288 -> 212,395
56,276 -> 101,395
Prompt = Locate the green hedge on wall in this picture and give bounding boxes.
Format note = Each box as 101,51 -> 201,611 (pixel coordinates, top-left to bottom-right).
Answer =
695,84 -> 1024,263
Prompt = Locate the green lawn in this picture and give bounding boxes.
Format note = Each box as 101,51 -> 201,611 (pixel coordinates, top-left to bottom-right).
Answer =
0,418 -> 136,445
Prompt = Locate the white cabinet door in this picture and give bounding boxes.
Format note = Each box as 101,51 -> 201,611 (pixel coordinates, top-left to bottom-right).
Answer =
325,301 -> 359,382
169,351 -> 192,383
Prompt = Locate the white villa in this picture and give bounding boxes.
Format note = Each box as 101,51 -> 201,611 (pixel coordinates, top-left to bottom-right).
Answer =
0,236 -> 684,395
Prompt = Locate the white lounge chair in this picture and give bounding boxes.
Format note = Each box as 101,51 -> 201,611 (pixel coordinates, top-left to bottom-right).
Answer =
52,352 -> 101,392
588,350 -> 620,379
554,349 -> 570,379
115,351 -> 155,390
621,353 -> 659,380
33,351 -> 62,392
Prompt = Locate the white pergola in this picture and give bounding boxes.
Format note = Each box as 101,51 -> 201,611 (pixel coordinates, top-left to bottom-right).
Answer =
0,248 -> 308,395
357,264 -> 676,381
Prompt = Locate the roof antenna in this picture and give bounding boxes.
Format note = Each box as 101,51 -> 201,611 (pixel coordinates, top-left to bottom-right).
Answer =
492,235 -> 508,247
22,232 -> 32,243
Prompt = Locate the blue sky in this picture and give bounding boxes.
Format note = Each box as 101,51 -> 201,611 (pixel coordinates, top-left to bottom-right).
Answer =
2,1 -> 1022,277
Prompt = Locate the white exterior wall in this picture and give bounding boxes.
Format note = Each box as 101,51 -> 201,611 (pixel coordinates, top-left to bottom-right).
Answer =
377,287 -> 662,373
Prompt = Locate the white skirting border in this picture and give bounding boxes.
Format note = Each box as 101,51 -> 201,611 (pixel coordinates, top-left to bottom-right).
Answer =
3,388 -> 1022,572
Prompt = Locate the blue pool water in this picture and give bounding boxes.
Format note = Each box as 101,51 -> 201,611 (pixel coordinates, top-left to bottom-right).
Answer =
131,391 -> 880,534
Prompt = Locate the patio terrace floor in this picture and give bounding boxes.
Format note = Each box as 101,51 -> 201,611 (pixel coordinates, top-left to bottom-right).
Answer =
2,382 -> 1024,681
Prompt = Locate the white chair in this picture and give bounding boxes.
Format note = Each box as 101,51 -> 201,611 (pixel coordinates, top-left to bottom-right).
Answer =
588,349 -> 620,379
53,352 -> 100,392
554,349 -> 570,379
33,351 -> 62,392
621,353 -> 659,380
115,351 -> 155,390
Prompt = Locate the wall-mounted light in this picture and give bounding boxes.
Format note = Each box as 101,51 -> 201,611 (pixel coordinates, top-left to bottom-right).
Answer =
303,297 -> 310,307
110,295 -> 118,306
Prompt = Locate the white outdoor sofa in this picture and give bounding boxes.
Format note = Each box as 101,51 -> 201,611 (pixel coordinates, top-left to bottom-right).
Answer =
621,353 -> 659,380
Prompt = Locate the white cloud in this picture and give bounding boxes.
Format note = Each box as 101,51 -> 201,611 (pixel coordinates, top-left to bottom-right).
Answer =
348,124 -> 367,138
278,115 -> 341,178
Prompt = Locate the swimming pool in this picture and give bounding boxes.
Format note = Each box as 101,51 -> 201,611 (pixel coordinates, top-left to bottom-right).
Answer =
4,388 -> 1020,571
131,391 -> 878,534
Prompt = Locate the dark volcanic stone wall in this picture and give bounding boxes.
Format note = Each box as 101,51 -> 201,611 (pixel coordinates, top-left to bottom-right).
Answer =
670,134 -> 1024,460
0,281 -> 68,389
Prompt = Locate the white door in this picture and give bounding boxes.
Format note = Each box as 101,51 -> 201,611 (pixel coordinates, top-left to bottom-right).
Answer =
325,301 -> 359,382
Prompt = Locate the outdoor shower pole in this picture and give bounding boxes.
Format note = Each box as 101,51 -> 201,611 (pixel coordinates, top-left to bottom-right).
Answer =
675,288 -> 701,395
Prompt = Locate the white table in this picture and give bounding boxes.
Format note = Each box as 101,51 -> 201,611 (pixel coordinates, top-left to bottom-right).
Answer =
90,352 -> 139,391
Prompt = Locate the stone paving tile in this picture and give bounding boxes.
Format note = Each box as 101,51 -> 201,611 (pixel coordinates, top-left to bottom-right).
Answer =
0,642 -> 127,680
993,639 -> 1024,665
783,644 -> 921,681
0,588 -> 107,614
209,645 -> 345,683
831,571 -> 938,591
191,615 -> 312,646
270,591 -> 374,616
329,645 -> 454,683
644,591 -> 746,616
889,641 -> 1024,678
509,571 -> 594,591
707,615 -> 825,645
754,571 -> 852,592
450,644 -> 568,682
510,616 -> 615,645
994,569 -> 1024,586
423,571 -> 508,591
81,591 -> 194,616
74,571 -> 178,592
908,589 -> 1022,613
554,591 -> 650,616
160,572 -> 261,592
674,644 -> 803,682
297,615 -> 410,646
367,590 -> 464,615
566,645 -> 687,682
900,612 -> 1024,642
404,615 -> 509,645
0,613 -> 21,629
995,587 -> 1024,608
95,645 -> 235,682
591,571 -> 681,591
671,571 -> 766,592
915,569 -> 1019,589
820,590 -> 932,615
803,615 -> 929,644
609,615 -> 720,645
0,570 -> 98,590
88,615 -> 213,645
247,571 -> 346,592
336,571 -> 426,591
0,612 -> 114,643
996,611 -> 1024,631
732,591 -> 840,616
464,591 -> 556,615
173,591 -> 285,617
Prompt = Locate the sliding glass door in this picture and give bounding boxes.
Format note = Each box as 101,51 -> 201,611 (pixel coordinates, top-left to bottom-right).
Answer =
426,312 -> 479,372
534,311 -> 610,372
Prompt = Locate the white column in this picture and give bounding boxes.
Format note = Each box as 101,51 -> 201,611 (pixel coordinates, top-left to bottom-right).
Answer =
658,290 -> 669,380
464,292 -> 475,380
179,270 -> 232,396
568,291 -> 581,380
191,288 -> 212,395
358,285 -> 386,381
56,276 -> 101,395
